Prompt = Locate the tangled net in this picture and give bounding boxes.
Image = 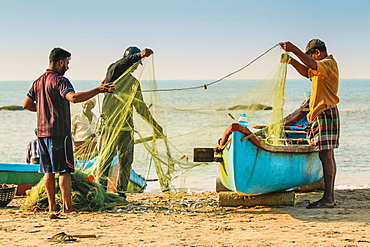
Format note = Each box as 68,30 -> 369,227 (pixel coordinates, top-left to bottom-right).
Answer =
24,44 -> 296,211
22,169 -> 127,211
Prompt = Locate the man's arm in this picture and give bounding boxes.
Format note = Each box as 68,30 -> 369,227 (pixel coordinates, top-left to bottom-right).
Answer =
23,96 -> 36,112
289,58 -> 310,78
65,82 -> 114,103
280,41 -> 317,78
133,84 -> 163,136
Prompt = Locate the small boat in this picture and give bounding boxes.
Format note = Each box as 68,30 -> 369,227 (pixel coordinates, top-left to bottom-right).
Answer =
0,157 -> 147,195
214,100 -> 323,195
0,163 -> 43,196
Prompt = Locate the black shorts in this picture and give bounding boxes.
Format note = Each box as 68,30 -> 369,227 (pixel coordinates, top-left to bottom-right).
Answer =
38,135 -> 74,173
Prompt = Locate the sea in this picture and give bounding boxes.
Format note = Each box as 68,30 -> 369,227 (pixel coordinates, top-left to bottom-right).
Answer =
0,79 -> 369,192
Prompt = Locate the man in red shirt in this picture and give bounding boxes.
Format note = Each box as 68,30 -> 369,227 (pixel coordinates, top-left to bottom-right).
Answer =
23,47 -> 113,213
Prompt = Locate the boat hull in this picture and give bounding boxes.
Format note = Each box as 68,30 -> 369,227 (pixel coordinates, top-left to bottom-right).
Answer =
0,164 -> 43,195
217,124 -> 322,195
0,157 -> 147,195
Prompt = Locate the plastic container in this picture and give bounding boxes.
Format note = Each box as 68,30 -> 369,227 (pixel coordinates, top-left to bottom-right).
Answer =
238,113 -> 248,127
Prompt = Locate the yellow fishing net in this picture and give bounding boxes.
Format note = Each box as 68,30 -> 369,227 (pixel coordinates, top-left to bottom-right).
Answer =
71,44 -> 293,194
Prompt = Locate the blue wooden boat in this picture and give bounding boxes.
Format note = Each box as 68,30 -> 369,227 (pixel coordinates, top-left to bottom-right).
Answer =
215,101 -> 323,195
0,163 -> 43,195
0,156 -> 146,195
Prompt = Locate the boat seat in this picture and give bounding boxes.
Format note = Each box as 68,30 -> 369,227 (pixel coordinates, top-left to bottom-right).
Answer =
264,137 -> 309,145
284,138 -> 309,145
284,130 -> 306,135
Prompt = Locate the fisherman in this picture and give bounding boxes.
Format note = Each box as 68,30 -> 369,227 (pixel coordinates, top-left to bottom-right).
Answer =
97,46 -> 163,197
26,128 -> 40,164
71,98 -> 98,154
23,47 -> 114,213
280,39 -> 339,208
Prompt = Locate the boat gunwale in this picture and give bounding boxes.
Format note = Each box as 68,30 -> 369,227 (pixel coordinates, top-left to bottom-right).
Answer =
216,123 -> 318,153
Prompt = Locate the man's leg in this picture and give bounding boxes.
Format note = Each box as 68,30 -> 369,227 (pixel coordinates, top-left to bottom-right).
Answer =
306,107 -> 339,208
318,149 -> 336,205
97,130 -> 116,189
59,172 -> 77,213
117,131 -> 134,192
44,172 -> 57,212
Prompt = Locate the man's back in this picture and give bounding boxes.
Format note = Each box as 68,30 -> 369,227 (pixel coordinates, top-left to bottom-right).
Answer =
28,69 -> 74,137
105,53 -> 142,83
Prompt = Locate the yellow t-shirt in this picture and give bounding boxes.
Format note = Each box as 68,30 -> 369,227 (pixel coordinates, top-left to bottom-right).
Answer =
307,55 -> 339,123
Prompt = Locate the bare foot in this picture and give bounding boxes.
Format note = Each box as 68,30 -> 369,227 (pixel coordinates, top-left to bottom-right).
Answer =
62,206 -> 79,213
49,204 -> 60,212
306,199 -> 336,209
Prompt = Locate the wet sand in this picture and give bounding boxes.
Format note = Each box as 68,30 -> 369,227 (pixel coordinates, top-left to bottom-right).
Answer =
1,189 -> 370,246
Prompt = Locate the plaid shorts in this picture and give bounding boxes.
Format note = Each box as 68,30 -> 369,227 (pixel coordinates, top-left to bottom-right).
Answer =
306,106 -> 340,151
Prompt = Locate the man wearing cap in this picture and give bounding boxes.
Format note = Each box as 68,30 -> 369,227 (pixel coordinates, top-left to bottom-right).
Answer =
280,39 -> 339,209
97,46 -> 163,197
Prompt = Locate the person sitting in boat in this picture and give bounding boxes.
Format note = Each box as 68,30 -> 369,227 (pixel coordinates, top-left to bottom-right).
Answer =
26,128 -> 40,164
71,98 -> 98,154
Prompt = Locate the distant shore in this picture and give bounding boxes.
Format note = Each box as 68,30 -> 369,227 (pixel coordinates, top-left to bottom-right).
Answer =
0,105 -> 24,111
1,189 -> 370,246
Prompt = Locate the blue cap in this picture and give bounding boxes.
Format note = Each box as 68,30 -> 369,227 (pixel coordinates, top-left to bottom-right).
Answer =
123,46 -> 141,57
240,113 -> 247,117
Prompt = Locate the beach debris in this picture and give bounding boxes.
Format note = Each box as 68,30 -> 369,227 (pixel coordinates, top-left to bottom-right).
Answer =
48,213 -> 65,219
47,232 -> 77,243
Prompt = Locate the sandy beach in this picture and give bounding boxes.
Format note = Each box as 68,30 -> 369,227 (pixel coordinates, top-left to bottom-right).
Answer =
1,189 -> 370,246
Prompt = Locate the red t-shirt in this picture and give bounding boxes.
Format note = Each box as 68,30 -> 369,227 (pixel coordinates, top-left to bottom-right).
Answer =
27,69 -> 75,137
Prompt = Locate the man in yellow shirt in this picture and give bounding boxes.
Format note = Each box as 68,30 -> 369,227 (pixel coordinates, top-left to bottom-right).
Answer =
280,39 -> 339,208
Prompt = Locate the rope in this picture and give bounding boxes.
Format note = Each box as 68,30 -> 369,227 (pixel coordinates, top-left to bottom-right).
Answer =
240,133 -> 255,141
141,44 -> 279,93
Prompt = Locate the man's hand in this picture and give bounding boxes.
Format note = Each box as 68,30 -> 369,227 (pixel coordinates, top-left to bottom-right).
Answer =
279,41 -> 297,53
140,48 -> 154,58
98,82 -> 115,93
280,53 -> 292,64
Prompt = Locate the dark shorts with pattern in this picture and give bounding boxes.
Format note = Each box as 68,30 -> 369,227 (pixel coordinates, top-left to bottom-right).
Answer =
38,135 -> 75,173
306,106 -> 340,151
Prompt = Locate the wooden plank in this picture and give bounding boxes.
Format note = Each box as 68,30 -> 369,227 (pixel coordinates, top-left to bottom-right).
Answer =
295,178 -> 325,192
215,177 -> 232,192
284,130 -> 306,134
218,191 -> 295,207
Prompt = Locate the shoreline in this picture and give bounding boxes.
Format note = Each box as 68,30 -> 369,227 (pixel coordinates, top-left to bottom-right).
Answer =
1,189 -> 370,246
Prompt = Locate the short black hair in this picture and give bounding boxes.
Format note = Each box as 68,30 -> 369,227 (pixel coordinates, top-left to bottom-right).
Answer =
49,47 -> 71,63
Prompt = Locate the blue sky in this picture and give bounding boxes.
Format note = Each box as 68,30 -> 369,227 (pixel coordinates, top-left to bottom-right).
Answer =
0,0 -> 369,81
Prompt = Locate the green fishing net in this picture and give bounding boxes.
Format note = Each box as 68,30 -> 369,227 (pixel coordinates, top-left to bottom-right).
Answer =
86,44 -> 291,191
22,170 -> 127,211
24,44 -> 297,211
